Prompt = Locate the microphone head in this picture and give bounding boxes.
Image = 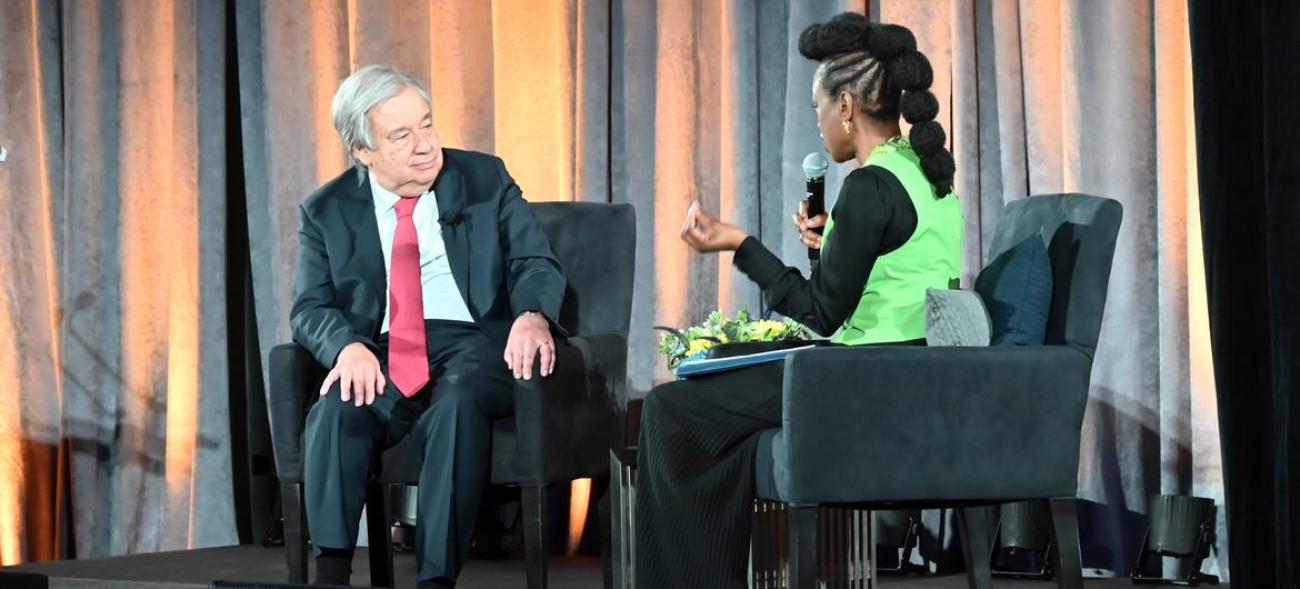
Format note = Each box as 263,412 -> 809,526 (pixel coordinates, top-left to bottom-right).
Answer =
802,152 -> 829,180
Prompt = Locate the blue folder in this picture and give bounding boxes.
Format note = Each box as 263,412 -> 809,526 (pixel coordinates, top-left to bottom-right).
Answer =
675,344 -> 817,378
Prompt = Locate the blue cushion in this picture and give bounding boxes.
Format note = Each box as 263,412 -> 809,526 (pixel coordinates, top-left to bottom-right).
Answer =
974,233 -> 1053,345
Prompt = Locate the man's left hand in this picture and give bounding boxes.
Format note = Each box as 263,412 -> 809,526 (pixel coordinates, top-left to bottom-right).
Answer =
505,311 -> 555,380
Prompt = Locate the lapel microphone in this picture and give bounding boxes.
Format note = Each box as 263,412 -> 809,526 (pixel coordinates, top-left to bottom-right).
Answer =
438,209 -> 463,227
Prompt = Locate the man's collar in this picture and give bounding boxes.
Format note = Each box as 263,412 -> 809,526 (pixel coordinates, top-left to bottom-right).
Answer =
368,171 -> 402,213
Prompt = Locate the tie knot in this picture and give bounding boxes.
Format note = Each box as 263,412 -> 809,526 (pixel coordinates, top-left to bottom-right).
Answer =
395,195 -> 419,217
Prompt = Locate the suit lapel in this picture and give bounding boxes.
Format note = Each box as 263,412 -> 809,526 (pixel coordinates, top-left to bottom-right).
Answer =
433,161 -> 472,306
343,169 -> 388,319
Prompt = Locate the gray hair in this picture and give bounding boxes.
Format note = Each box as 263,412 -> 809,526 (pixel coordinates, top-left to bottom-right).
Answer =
331,65 -> 432,168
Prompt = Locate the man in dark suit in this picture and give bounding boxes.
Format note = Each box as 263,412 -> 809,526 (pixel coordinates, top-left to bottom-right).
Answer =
292,65 -> 566,588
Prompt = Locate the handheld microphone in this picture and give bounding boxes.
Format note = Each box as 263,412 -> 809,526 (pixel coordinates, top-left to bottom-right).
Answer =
801,153 -> 829,262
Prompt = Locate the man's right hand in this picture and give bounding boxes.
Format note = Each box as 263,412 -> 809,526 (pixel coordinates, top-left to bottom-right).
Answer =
320,342 -> 386,407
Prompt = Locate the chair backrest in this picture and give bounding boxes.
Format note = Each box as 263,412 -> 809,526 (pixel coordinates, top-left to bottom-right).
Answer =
986,193 -> 1122,356
529,202 -> 637,337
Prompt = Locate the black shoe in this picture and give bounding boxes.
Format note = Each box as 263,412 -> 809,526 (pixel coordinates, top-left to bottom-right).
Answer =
314,552 -> 353,586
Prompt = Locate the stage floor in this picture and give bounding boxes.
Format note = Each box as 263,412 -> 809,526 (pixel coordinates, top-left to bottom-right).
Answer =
4,546 -> 1221,588
5,545 -> 597,588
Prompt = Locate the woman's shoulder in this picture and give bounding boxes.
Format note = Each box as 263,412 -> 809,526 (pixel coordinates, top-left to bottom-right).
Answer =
840,164 -> 911,207
835,164 -> 918,248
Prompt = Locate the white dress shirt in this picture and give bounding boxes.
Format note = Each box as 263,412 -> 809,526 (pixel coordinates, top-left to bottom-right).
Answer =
369,172 -> 474,332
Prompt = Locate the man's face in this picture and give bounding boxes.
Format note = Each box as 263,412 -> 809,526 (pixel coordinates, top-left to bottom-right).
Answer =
354,85 -> 443,196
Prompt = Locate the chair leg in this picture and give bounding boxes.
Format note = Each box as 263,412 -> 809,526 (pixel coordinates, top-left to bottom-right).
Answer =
956,506 -> 992,589
593,474 -> 613,589
522,485 -> 548,589
366,482 -> 396,589
281,482 -> 308,584
1049,498 -> 1084,589
788,505 -> 818,589
610,450 -> 635,589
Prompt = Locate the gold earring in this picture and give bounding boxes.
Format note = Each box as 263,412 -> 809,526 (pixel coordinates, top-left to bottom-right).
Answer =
842,119 -> 854,135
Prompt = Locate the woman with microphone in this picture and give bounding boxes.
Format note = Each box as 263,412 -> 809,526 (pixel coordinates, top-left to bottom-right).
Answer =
635,14 -> 964,587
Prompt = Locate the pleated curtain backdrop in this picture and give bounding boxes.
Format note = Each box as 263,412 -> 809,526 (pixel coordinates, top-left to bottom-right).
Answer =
614,0 -> 869,395
0,0 -> 1227,578
0,0 -> 237,562
0,0 -> 66,565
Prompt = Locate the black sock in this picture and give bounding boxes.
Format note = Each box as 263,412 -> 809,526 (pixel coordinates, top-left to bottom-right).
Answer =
315,546 -> 354,586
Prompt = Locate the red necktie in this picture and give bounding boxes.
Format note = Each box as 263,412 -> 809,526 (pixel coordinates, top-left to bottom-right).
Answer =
388,196 -> 429,397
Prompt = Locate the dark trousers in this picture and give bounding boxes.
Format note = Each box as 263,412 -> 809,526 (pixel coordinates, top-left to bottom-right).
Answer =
635,361 -> 785,589
304,320 -> 514,582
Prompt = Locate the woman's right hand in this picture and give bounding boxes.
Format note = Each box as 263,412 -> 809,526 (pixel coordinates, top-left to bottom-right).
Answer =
793,200 -> 828,250
681,201 -> 748,252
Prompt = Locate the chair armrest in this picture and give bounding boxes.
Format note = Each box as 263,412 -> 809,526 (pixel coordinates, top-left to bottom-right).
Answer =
777,345 -> 1092,505
268,343 -> 328,483
507,333 -> 628,484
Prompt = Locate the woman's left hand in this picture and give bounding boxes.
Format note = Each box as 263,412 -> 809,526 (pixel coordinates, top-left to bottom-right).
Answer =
680,201 -> 748,252
793,200 -> 827,250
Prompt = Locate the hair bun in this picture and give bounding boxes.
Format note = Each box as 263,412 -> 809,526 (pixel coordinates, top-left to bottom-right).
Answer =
920,149 -> 956,195
799,13 -> 870,61
797,24 -> 827,60
909,120 -> 947,155
900,89 -> 939,124
888,51 -> 933,91
866,24 -> 916,61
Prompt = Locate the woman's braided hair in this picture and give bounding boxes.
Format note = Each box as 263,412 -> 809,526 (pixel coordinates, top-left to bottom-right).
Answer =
799,13 -> 955,196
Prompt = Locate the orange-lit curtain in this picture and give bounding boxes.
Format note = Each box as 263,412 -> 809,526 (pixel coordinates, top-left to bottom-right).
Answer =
0,0 -> 236,564
877,0 -> 1224,575
0,0 -> 66,566
613,0 -> 867,389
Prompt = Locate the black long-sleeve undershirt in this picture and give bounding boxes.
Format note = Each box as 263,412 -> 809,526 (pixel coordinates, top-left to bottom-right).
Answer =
733,165 -> 918,337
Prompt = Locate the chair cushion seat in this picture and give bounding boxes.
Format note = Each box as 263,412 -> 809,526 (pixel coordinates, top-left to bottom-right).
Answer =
755,345 -> 1096,506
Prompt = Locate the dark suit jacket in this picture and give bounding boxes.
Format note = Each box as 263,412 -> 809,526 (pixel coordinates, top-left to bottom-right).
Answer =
290,148 -> 567,369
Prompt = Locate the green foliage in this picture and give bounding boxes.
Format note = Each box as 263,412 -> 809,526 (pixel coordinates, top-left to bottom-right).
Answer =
655,306 -> 809,369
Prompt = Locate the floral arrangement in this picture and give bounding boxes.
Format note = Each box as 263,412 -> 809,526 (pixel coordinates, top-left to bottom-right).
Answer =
655,307 -> 809,369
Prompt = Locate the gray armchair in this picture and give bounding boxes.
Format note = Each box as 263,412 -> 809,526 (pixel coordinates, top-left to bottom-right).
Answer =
753,193 -> 1122,589
267,202 -> 635,588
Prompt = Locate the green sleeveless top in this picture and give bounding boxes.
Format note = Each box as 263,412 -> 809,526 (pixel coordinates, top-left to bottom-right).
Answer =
820,137 -> 963,345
